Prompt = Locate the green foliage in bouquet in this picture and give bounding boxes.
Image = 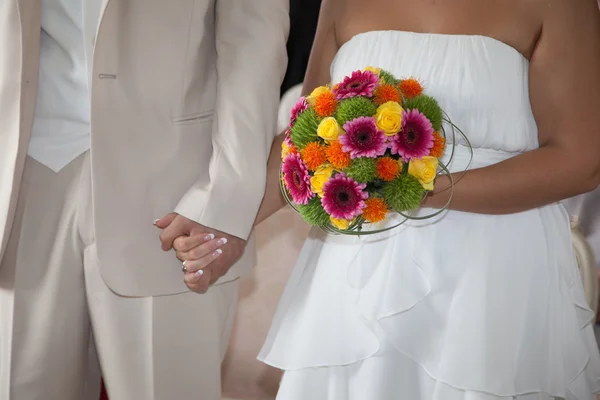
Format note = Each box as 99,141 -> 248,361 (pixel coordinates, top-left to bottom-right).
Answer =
297,197 -> 330,226
335,97 -> 377,126
291,109 -> 320,150
403,95 -> 443,131
345,157 -> 378,183
383,174 -> 425,212
379,70 -> 400,85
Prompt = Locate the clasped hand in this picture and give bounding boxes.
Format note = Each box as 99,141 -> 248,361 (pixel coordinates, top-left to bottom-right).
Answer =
154,213 -> 245,293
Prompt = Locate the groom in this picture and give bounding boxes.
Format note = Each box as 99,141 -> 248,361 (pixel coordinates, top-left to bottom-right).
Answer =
0,1 -> 288,399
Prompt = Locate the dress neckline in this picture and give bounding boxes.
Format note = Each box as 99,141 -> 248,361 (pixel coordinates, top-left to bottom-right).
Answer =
337,30 -> 529,63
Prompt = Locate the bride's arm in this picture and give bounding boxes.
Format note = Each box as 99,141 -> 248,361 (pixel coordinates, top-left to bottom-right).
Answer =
424,0 -> 600,214
254,0 -> 341,225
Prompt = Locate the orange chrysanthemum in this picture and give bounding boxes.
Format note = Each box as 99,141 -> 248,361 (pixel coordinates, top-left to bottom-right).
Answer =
376,156 -> 401,181
373,84 -> 402,105
301,142 -> 328,171
430,131 -> 446,158
399,78 -> 423,99
314,92 -> 338,118
363,197 -> 388,223
326,141 -> 351,169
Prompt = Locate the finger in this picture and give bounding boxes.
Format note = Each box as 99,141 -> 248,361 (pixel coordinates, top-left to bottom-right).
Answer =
181,248 -> 223,273
153,213 -> 177,229
185,267 -> 212,294
159,218 -> 183,251
173,233 -> 215,253
178,237 -> 227,261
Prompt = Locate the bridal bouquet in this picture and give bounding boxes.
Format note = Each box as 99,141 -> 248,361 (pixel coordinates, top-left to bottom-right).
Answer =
281,67 -> 467,234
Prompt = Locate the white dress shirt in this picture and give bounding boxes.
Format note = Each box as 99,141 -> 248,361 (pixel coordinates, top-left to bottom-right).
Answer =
28,0 -> 102,172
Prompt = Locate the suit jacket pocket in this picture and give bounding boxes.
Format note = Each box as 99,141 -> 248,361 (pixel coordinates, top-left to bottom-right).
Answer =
172,110 -> 214,126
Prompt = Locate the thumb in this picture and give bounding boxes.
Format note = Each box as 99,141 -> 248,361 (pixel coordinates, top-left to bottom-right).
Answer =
154,213 -> 178,229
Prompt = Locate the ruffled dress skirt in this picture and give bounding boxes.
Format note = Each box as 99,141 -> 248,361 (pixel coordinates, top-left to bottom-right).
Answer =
259,203 -> 600,399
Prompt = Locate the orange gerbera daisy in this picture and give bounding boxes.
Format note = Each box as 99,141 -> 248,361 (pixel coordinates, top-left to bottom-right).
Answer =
326,141 -> 351,169
373,84 -> 402,105
301,142 -> 328,171
376,156 -> 401,181
363,197 -> 388,223
399,78 -> 423,99
430,131 -> 446,158
314,92 -> 338,118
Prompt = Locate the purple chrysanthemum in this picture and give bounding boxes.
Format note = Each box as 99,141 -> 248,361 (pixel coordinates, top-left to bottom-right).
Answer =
339,117 -> 387,159
282,153 -> 314,205
333,70 -> 379,100
390,109 -> 434,161
289,97 -> 309,126
321,173 -> 368,220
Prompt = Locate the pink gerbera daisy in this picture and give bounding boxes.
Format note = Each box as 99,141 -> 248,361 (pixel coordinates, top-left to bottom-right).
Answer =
340,117 -> 387,158
284,128 -> 293,147
333,70 -> 379,100
282,153 -> 314,205
390,109 -> 435,161
322,173 -> 368,220
289,97 -> 309,126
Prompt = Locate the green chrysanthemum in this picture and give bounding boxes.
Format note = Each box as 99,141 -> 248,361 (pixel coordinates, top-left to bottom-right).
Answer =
382,174 -> 425,212
290,109 -> 320,150
335,97 -> 377,126
345,157 -> 378,183
297,197 -> 330,226
378,69 -> 400,85
403,95 -> 443,131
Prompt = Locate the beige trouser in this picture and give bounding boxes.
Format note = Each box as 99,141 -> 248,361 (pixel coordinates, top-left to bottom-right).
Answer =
0,152 -> 239,400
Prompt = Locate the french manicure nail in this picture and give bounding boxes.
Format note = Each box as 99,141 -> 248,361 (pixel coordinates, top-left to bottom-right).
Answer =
204,234 -> 215,241
153,219 -> 160,225
215,249 -> 223,255
217,238 -> 228,245
195,269 -> 204,277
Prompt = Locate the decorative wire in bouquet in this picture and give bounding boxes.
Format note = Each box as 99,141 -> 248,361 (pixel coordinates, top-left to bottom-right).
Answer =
280,67 -> 471,235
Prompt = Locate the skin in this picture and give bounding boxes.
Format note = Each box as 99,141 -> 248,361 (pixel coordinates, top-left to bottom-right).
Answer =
174,0 -> 600,284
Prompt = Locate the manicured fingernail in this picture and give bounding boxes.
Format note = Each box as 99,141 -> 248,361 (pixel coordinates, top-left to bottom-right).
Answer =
215,249 -> 223,256
204,234 -> 215,241
153,219 -> 160,225
195,269 -> 204,277
217,238 -> 227,245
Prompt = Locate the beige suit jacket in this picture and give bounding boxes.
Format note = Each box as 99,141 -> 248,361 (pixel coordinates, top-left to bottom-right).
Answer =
0,0 -> 289,296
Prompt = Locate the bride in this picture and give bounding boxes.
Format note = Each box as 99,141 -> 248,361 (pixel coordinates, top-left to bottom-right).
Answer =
178,0 -> 600,398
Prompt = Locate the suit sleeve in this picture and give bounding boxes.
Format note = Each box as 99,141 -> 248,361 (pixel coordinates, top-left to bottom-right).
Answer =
175,0 -> 289,239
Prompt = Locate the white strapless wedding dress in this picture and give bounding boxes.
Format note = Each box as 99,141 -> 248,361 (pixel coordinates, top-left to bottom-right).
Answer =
259,31 -> 600,400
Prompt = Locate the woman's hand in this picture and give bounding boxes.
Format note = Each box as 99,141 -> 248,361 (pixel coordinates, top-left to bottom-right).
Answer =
173,232 -> 245,293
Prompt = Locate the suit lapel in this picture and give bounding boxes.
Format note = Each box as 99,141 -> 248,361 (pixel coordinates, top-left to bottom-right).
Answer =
98,0 -> 112,29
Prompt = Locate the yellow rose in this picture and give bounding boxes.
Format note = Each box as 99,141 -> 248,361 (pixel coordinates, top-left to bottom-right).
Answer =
307,86 -> 331,106
281,140 -> 291,160
330,216 -> 351,230
363,66 -> 382,75
408,156 -> 439,191
375,101 -> 403,136
317,117 -> 343,142
310,165 -> 334,197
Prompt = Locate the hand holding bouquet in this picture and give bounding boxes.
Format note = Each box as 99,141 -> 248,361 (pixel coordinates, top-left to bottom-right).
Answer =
281,67 -> 467,234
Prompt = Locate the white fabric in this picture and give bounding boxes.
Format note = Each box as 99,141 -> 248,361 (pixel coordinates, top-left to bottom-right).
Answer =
28,0 -> 102,172
259,31 -> 600,400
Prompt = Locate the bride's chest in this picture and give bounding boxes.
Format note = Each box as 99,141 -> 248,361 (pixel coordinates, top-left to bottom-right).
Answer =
336,0 -> 540,60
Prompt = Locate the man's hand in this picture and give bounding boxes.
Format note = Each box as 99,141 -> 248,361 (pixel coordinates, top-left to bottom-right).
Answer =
154,213 -> 246,293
